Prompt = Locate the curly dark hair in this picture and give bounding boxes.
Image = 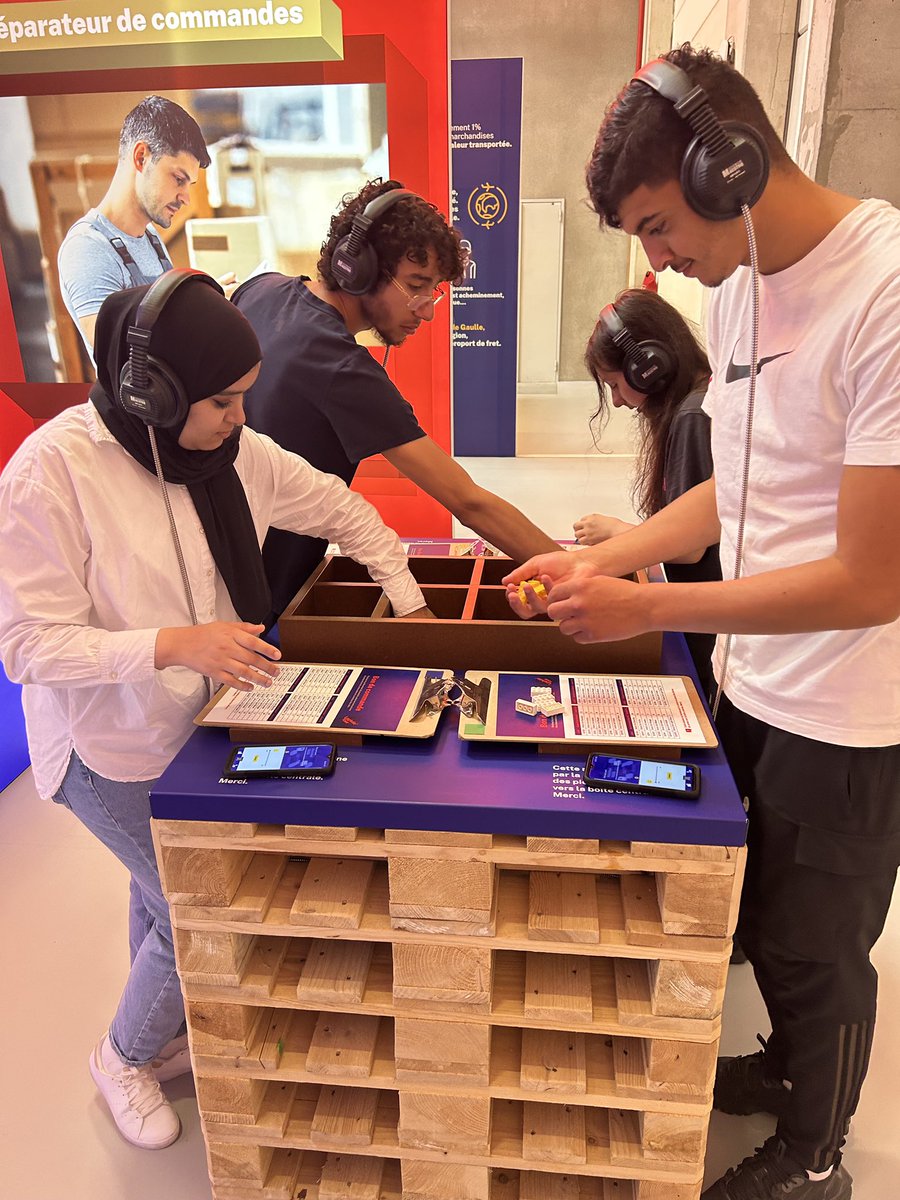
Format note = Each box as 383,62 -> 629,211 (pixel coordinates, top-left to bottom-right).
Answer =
586,44 -> 790,229
586,289 -> 711,519
317,179 -> 466,290
119,96 -> 210,169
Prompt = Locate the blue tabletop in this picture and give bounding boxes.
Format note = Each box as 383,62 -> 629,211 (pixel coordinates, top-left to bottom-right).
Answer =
151,633 -> 747,847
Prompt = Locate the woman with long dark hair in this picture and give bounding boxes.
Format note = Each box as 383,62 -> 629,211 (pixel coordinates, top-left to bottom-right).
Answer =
575,288 -> 720,692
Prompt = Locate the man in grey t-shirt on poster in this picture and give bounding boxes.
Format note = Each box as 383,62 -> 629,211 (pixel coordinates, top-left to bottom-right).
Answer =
57,95 -> 217,358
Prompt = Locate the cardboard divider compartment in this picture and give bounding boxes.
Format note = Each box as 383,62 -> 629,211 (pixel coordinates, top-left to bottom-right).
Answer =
471,587 -> 551,622
278,556 -> 661,675
289,583 -> 384,618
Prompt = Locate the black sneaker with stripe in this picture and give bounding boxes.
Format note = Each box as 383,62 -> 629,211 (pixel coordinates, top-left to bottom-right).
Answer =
714,1033 -> 791,1118
701,1136 -> 852,1199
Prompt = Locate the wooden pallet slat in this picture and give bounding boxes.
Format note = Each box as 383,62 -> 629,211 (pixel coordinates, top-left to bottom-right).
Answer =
522,1099 -> 588,1165
290,857 -> 374,928
523,954 -> 594,1025
520,1029 -> 587,1095
528,872 -> 601,945
309,1084 -> 380,1148
306,1011 -> 382,1078
319,1150 -> 385,1199
298,939 -> 375,1004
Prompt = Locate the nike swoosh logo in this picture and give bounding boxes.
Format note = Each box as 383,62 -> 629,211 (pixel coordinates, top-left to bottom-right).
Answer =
725,349 -> 791,383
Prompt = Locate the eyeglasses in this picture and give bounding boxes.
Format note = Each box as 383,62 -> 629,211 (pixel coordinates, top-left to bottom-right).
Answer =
390,276 -> 446,312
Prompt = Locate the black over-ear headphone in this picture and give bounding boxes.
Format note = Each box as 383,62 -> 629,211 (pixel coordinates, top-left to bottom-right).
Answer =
632,59 -> 769,221
118,268 -> 224,428
331,186 -> 419,295
598,301 -> 676,395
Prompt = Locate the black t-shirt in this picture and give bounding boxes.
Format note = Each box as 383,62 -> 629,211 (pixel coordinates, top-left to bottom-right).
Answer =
233,274 -> 426,618
659,384 -> 721,695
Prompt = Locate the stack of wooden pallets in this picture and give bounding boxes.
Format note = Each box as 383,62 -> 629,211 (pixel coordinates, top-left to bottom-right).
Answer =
152,819 -> 745,1200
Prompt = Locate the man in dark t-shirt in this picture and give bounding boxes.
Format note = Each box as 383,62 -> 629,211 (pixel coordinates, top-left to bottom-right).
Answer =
234,179 -> 558,623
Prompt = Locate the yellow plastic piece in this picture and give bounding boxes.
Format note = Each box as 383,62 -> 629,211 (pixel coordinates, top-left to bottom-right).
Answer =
517,578 -> 547,605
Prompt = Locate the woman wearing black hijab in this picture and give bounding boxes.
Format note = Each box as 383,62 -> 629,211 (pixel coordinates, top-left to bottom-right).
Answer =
0,273 -> 427,1150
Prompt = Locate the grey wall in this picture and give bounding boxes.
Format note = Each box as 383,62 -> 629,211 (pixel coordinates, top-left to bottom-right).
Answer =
451,0 -> 639,380
817,0 -> 900,206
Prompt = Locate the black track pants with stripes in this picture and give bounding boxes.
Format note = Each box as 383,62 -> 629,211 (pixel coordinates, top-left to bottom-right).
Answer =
715,695 -> 900,1172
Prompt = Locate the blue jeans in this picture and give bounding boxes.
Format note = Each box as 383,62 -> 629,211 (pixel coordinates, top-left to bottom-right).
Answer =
53,753 -> 185,1065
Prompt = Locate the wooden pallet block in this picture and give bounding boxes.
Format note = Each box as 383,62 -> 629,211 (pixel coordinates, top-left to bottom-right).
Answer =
207,1140 -> 274,1188
523,954 -> 594,1025
306,1011 -> 382,1079
210,1146 -> 303,1199
655,872 -> 735,938
388,856 -> 495,923
392,943 -> 493,1009
197,1074 -> 270,1126
401,1159 -> 491,1200
398,1091 -> 492,1154
161,845 -> 254,906
309,1084 -> 380,1148
528,872 -> 601,944
610,1036 -> 715,1101
639,1110 -> 706,1163
520,1029 -> 587,1095
395,1016 -> 492,1085
319,1151 -> 385,1199
648,958 -> 727,1020
620,875 -> 724,952
614,958 -> 724,1026
175,927 -> 256,987
190,1000 -> 259,1057
290,857 -> 375,928
390,888 -> 499,937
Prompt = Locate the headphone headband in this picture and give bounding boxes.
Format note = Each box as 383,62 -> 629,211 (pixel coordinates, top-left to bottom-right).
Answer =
598,302 -> 634,351
332,184 -> 422,295
597,299 -> 675,396
630,57 -> 769,221
119,268 -> 223,426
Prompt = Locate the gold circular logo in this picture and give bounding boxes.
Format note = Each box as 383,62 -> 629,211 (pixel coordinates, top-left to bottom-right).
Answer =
467,182 -> 508,229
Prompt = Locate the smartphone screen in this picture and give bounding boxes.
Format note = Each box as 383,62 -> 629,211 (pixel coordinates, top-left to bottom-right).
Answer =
224,743 -> 336,778
584,754 -> 700,798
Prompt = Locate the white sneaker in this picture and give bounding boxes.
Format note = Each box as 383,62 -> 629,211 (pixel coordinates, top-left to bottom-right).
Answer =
151,1034 -> 192,1083
89,1033 -> 181,1149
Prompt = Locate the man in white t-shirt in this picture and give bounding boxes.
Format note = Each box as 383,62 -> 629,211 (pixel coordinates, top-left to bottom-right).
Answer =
58,95 -> 227,360
507,45 -> 899,1200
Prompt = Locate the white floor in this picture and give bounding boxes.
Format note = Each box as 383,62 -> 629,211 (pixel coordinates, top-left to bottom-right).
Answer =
1,434 -> 897,1199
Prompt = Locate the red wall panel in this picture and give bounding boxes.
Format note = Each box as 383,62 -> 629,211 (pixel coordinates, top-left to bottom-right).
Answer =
0,0 -> 453,541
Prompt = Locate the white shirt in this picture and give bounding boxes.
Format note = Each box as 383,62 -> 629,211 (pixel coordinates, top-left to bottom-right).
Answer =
705,199 -> 900,746
0,403 -> 425,797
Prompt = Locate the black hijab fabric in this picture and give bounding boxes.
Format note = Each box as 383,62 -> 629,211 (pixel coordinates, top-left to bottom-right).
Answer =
90,278 -> 272,625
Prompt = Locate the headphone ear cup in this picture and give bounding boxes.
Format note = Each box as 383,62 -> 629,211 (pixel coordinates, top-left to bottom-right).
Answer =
331,233 -> 380,295
623,339 -> 676,394
118,354 -> 190,428
681,121 -> 770,221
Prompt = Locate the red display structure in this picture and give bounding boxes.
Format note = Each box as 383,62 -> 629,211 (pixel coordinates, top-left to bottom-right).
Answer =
0,0 -> 454,544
